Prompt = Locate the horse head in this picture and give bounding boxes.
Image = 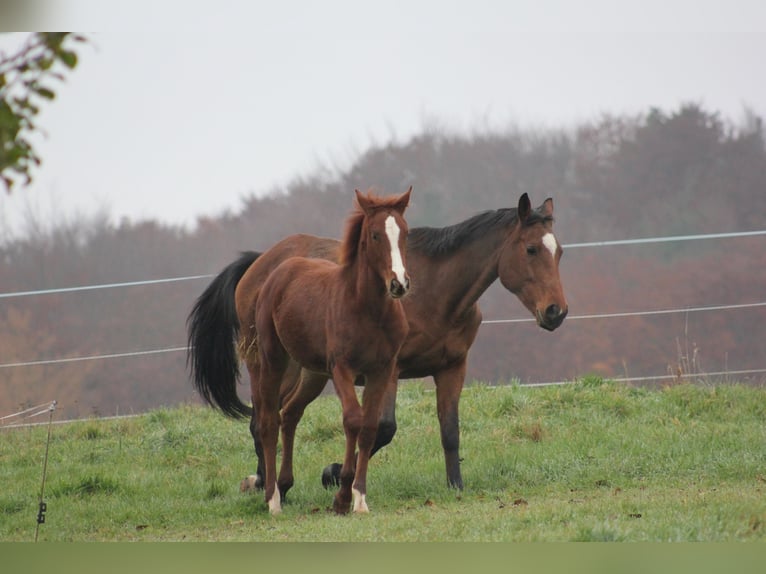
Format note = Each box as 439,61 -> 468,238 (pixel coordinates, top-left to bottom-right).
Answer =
498,193 -> 568,331
353,186 -> 412,299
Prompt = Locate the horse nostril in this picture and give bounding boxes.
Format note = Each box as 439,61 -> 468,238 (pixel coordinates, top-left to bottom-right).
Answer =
545,304 -> 561,320
389,278 -> 409,297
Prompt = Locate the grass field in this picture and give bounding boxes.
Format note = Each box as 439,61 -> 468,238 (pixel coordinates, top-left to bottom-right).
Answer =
1,378 -> 765,541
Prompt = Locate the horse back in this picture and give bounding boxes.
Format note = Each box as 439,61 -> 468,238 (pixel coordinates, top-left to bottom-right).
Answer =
235,234 -> 339,325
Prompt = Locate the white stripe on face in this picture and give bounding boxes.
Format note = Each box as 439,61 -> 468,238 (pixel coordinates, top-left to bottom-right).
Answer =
542,232 -> 558,258
385,215 -> 406,284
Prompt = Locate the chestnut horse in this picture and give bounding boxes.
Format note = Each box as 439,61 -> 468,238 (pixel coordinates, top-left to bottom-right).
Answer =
247,188 -> 411,514
187,192 -> 567,498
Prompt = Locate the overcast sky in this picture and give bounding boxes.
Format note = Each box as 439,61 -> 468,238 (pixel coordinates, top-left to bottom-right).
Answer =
1,0 -> 764,239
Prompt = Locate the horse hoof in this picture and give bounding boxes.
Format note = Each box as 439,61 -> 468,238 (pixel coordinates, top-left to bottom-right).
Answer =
269,504 -> 282,516
332,499 -> 351,515
267,487 -> 282,515
352,488 -> 369,513
240,474 -> 263,492
321,463 -> 342,489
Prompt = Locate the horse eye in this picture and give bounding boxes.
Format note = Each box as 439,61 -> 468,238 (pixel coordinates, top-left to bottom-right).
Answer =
526,245 -> 538,256
371,232 -> 380,241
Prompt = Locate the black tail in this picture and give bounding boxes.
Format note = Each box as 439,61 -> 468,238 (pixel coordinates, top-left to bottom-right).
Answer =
186,251 -> 260,419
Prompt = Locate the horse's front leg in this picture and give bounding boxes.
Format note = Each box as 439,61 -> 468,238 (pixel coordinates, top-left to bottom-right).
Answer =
330,364 -> 362,515
321,379 -> 398,489
433,360 -> 467,490
352,364 -> 397,513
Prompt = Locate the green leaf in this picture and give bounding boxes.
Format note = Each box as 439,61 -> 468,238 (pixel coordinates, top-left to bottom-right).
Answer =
37,57 -> 54,71
59,50 -> 78,69
34,86 -> 56,100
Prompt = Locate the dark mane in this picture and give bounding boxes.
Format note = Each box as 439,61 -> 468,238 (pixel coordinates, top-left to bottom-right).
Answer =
408,207 -> 553,258
339,190 -> 406,266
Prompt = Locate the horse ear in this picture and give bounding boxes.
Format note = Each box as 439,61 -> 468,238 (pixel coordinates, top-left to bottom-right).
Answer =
517,193 -> 531,222
394,186 -> 412,213
355,189 -> 373,215
542,197 -> 554,217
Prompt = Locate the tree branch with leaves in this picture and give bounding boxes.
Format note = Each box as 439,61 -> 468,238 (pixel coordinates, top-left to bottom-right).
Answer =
0,32 -> 87,193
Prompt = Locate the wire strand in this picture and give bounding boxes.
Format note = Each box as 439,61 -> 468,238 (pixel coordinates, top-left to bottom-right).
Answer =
1,301 -> 765,369
520,368 -> 766,387
0,346 -> 188,369
563,229 -> 766,249
5,371 -> 766,428
481,301 -> 766,324
0,400 -> 58,421
0,228 -> 763,300
0,275 -> 213,299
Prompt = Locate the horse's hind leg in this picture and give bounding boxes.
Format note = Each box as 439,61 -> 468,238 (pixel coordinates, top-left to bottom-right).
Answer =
242,387 -> 265,492
254,332 -> 289,514
242,360 -> 299,493
278,368 -> 328,500
239,328 -> 266,492
257,372 -> 285,514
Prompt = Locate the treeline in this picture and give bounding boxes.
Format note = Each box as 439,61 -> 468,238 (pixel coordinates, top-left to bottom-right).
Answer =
1,104 -> 765,419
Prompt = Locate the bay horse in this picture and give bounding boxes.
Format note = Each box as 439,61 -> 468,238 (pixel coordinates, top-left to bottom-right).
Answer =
247,188 -> 411,514
187,191 -> 567,498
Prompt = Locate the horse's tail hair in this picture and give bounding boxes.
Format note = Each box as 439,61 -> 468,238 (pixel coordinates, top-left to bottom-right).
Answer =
186,251 -> 259,419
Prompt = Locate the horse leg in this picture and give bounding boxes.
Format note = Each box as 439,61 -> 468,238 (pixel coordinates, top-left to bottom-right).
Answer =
239,353 -> 266,491
370,382 -> 398,457
254,331 -> 289,515
433,360 -> 467,490
257,371 -> 285,514
321,377 -> 398,488
278,368 -> 328,500
352,366 -> 396,513
242,359 -> 301,492
243,387 -> 265,492
330,364 -> 362,515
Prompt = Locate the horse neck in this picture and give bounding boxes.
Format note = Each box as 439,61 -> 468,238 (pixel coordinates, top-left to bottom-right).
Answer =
421,221 -> 509,320
341,254 -> 394,317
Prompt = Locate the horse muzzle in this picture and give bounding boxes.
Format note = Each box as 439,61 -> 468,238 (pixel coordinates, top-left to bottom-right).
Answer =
537,304 -> 568,331
389,277 -> 410,299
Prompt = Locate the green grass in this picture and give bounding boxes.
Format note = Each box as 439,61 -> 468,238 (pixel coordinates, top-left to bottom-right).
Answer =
1,379 -> 765,541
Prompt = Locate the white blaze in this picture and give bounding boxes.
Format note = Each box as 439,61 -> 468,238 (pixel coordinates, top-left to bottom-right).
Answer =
385,215 -> 406,284
542,232 -> 558,258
